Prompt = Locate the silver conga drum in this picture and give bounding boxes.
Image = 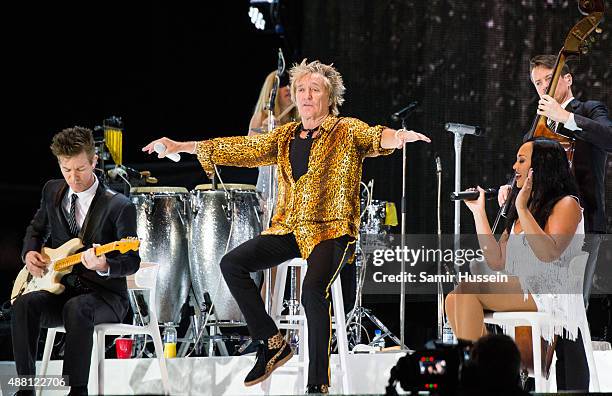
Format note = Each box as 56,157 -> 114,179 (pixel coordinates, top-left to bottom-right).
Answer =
189,183 -> 263,325
130,187 -> 191,324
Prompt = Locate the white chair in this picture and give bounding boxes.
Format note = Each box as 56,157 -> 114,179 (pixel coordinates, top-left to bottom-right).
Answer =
39,262 -> 170,395
483,253 -> 599,392
269,258 -> 351,393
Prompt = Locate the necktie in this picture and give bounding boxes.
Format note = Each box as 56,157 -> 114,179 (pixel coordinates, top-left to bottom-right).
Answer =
546,118 -> 558,132
68,194 -> 79,237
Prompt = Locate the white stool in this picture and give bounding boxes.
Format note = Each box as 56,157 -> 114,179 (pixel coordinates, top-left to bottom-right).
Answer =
484,253 -> 599,392
270,258 -> 351,393
38,263 -> 170,395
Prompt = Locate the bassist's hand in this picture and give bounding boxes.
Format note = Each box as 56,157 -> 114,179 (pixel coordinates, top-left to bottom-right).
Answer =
25,251 -> 49,278
537,95 -> 571,124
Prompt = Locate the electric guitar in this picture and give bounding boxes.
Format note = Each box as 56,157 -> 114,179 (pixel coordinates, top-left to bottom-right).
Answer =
11,237 -> 140,303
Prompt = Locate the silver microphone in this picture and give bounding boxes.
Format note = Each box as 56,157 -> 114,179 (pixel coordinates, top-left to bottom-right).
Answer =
153,143 -> 181,162
435,156 -> 442,173
391,101 -> 419,121
445,122 -> 482,136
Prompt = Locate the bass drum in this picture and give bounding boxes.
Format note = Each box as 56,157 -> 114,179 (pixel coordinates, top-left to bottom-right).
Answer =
130,187 -> 191,324
189,183 -> 263,325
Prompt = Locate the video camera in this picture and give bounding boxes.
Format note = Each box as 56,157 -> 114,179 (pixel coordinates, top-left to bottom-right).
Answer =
386,339 -> 472,396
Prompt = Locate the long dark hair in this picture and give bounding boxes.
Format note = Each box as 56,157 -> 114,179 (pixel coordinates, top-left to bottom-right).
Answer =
504,138 -> 579,234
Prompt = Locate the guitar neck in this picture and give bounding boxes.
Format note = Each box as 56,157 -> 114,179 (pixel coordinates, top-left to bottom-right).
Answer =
53,242 -> 118,272
531,52 -> 567,134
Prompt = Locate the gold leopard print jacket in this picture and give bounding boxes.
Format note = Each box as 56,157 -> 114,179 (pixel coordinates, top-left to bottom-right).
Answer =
196,115 -> 394,259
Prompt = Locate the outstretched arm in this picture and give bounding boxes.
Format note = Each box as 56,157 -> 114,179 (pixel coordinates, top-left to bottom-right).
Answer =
380,128 -> 431,149
143,126 -> 287,174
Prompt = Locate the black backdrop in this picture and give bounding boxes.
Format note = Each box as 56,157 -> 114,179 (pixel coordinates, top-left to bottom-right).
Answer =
1,1 -> 610,350
301,0 -> 611,234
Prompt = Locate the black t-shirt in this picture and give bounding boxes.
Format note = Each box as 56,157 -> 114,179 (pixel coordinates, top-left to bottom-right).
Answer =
289,126 -> 316,181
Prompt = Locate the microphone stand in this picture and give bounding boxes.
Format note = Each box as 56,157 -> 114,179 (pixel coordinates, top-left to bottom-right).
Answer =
398,116 -> 410,350
435,157 -> 444,340
264,90 -> 277,314
263,49 -> 285,314
450,129 -> 467,274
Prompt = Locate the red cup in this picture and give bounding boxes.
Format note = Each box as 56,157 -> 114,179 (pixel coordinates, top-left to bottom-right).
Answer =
115,338 -> 133,359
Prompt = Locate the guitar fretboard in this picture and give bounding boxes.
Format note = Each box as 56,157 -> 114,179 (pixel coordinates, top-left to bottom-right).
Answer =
53,243 -> 117,272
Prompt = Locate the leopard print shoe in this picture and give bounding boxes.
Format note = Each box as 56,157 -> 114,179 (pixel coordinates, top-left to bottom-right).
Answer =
244,332 -> 294,386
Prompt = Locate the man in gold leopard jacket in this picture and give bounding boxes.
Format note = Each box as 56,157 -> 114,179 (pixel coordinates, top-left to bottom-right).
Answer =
144,59 -> 430,394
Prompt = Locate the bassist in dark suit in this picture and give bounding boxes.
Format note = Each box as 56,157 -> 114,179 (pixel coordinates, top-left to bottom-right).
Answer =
12,127 -> 140,396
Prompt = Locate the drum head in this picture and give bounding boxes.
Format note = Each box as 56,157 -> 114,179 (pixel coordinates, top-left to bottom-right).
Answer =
130,186 -> 189,194
195,183 -> 256,191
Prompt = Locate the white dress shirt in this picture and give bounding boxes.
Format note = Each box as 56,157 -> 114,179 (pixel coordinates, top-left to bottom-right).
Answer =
561,97 -> 581,131
62,175 -> 110,276
63,175 -> 99,229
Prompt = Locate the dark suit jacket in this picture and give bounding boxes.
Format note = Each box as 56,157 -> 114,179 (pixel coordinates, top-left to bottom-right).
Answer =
22,179 -> 141,320
524,99 -> 612,233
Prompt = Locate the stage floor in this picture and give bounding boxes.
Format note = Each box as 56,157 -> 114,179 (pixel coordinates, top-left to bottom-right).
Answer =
1,350 -> 611,395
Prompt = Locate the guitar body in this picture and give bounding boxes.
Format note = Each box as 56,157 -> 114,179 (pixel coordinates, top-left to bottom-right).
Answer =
11,238 -> 84,302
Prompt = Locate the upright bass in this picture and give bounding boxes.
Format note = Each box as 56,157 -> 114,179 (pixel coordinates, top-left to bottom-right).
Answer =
492,0 -> 605,233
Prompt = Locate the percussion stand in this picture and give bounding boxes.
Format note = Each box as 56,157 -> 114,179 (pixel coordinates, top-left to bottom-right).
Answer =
345,243 -> 402,347
178,289 -> 230,357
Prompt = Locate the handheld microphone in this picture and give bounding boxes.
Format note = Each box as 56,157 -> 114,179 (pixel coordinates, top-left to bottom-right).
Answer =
391,101 -> 419,121
445,123 -> 483,136
450,188 -> 497,201
153,143 -> 181,162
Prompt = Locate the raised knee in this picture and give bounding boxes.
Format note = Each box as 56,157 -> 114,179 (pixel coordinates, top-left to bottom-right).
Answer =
219,252 -> 239,278
445,292 -> 456,316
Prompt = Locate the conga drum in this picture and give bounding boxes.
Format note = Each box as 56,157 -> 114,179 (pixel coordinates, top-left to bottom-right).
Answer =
131,187 -> 191,324
189,183 -> 263,325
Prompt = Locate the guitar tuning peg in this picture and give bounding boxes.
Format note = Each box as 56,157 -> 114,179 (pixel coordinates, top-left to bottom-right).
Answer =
581,46 -> 589,55
595,27 -> 602,34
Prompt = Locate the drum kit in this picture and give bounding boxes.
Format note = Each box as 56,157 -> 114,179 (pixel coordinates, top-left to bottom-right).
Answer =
344,181 -> 403,349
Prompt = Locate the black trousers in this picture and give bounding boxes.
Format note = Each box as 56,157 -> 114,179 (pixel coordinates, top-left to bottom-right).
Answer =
555,329 -> 589,391
554,233 -> 603,391
220,233 -> 355,386
11,290 -> 120,387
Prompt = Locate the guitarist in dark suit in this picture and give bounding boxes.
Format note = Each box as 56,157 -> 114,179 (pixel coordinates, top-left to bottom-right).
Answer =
11,126 -> 140,396
499,55 -> 612,390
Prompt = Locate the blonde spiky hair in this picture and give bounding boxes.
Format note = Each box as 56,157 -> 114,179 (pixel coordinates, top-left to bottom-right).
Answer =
289,59 -> 346,116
